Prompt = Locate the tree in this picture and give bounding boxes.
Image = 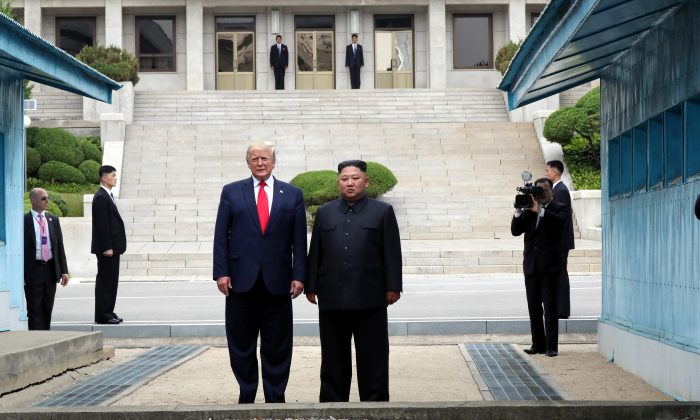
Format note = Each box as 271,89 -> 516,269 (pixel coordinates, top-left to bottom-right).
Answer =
495,40 -> 522,75
543,87 -> 600,164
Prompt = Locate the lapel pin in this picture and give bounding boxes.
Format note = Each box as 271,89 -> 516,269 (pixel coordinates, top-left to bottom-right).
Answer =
280,190 -> 284,194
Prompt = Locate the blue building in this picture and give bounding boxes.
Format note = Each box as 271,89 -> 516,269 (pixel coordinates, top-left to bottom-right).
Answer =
500,0 -> 699,400
0,12 -> 120,331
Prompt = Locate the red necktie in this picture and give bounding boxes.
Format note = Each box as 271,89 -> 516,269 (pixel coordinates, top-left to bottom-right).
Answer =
257,181 -> 269,234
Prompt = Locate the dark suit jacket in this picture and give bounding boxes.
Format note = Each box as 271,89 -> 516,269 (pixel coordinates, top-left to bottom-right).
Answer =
91,188 -> 127,255
553,182 -> 575,250
511,200 -> 567,275
213,177 -> 307,295
270,44 -> 289,68
345,44 -> 364,68
306,196 -> 402,311
695,194 -> 700,220
24,212 -> 69,282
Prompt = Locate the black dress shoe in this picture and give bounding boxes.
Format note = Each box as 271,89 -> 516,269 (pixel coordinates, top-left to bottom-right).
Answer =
523,347 -> 546,355
96,318 -> 121,325
112,314 -> 124,323
546,351 -> 559,357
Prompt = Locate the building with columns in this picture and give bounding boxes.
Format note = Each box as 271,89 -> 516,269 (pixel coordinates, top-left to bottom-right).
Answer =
9,0 -> 546,92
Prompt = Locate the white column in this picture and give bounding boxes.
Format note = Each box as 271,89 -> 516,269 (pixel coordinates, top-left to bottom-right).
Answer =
428,0 -> 447,89
186,0 -> 204,91
509,0 -> 527,42
105,0 -> 123,48
23,0 -> 41,36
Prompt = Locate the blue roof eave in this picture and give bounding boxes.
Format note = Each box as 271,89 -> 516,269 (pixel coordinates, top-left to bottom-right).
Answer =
0,12 -> 121,103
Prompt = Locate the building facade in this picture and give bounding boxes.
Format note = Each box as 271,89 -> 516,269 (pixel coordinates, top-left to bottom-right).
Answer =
10,0 -> 546,92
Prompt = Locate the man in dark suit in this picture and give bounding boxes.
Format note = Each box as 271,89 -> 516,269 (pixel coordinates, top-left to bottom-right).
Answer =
511,178 -> 567,357
345,34 -> 364,89
545,160 -> 574,319
695,194 -> 700,220
92,165 -> 127,325
24,188 -> 69,330
306,160 -> 402,402
269,35 -> 289,90
213,142 -> 307,404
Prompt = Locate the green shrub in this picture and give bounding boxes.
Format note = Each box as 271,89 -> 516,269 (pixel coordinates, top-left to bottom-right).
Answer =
26,127 -> 40,147
495,40 -> 521,75
76,44 -> 139,85
563,136 -> 601,190
366,162 -> 398,198
78,160 -> 101,184
26,177 -> 98,194
34,128 -> 85,167
38,161 -> 86,184
80,140 -> 102,163
84,136 -> 102,150
544,86 -> 601,165
26,147 -> 41,175
46,191 -> 70,216
24,192 -> 63,217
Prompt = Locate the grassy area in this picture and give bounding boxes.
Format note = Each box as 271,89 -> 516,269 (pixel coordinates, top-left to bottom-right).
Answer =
61,193 -> 86,217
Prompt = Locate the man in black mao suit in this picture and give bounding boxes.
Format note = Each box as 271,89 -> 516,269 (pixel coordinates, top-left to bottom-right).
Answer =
306,160 -> 402,402
24,188 -> 69,330
345,34 -> 364,89
270,35 -> 289,90
545,160 -> 574,319
213,142 -> 307,404
92,165 -> 127,324
511,178 -> 567,357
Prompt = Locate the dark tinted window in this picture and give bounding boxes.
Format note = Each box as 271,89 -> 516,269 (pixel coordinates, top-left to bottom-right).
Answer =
56,17 -> 96,56
453,14 -> 492,69
374,15 -> 413,29
294,15 -> 334,30
136,16 -> 176,72
216,16 -> 255,31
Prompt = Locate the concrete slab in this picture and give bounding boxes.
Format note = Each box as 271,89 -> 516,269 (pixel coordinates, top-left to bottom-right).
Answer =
0,331 -> 107,395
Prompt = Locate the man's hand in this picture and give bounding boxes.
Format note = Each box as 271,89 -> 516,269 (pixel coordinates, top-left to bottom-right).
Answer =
216,276 -> 232,297
386,291 -> 401,305
306,292 -> 317,305
102,249 -> 114,257
60,274 -> 69,287
528,196 -> 540,213
290,280 -> 304,299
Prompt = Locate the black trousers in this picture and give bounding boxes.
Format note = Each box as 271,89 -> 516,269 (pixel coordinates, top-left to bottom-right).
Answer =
557,249 -> 571,319
25,260 -> 57,330
349,66 -> 361,89
525,266 -> 559,353
225,276 -> 292,404
273,66 -> 285,90
318,308 -> 389,402
95,254 -> 120,323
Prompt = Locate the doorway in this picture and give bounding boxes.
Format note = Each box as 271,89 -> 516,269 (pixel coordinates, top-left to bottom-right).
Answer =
374,15 -> 414,89
215,16 -> 255,90
295,15 -> 335,90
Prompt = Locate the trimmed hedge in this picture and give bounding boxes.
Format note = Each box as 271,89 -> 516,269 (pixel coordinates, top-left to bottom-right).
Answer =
47,191 -> 69,216
26,127 -> 40,147
80,139 -> 103,163
76,44 -> 140,85
24,192 -> 63,217
563,136 -> 601,190
26,177 -> 98,194
78,159 -> 101,184
26,147 -> 41,175
34,128 -> 85,167
38,161 -> 86,184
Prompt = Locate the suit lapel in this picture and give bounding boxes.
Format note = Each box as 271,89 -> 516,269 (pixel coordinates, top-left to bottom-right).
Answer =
266,178 -> 284,233
26,213 -> 36,251
243,177 -> 263,235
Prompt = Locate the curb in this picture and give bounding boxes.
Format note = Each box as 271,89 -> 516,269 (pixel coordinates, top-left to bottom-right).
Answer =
51,318 -> 598,338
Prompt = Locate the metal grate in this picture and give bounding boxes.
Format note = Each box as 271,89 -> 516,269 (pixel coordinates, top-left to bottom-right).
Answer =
35,345 -> 203,407
465,343 -> 562,401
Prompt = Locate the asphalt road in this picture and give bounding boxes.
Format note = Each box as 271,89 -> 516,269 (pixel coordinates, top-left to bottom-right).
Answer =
52,275 -> 601,324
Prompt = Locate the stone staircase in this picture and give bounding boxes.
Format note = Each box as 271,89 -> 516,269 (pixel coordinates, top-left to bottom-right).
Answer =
114,89 -> 600,280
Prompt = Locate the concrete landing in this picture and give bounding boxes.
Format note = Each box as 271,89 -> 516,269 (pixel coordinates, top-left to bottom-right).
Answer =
0,331 -> 109,395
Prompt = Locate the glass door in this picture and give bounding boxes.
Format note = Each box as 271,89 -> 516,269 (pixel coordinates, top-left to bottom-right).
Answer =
295,30 -> 334,90
375,30 -> 413,88
216,31 -> 255,90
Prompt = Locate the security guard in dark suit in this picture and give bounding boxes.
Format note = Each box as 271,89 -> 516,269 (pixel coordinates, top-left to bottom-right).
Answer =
24,188 -> 69,330
306,160 -> 402,402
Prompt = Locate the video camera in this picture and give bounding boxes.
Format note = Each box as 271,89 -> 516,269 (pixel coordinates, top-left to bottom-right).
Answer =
514,170 -> 544,209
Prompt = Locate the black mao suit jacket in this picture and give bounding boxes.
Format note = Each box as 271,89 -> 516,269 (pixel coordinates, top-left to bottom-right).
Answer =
306,196 -> 402,311
510,201 -> 567,275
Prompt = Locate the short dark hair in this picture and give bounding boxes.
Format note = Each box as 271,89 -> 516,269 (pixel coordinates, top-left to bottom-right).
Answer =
338,160 -> 367,173
351,34 -> 358,38
535,177 -> 553,188
546,160 -> 564,174
275,34 -> 282,39
99,165 -> 117,178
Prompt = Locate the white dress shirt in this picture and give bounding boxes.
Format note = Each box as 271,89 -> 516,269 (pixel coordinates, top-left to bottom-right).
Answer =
31,209 -> 53,260
253,176 -> 274,214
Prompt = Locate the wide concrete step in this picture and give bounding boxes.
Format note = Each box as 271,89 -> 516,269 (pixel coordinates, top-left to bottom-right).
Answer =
26,90 -> 83,121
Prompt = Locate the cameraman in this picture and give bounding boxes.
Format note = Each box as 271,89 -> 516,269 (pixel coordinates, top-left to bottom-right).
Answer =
511,178 -> 568,357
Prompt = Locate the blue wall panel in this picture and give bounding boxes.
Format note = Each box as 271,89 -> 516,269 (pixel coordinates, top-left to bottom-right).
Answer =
600,1 -> 700,353
0,70 -> 26,329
